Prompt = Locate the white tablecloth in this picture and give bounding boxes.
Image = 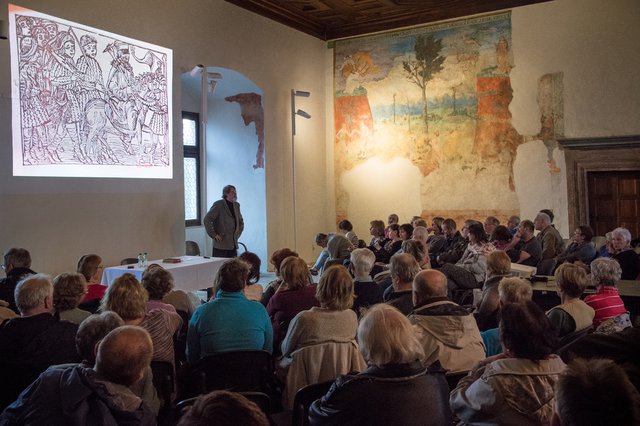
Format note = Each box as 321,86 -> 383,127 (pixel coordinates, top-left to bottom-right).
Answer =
101,256 -> 227,292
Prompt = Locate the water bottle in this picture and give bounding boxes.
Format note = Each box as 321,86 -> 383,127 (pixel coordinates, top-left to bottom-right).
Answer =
143,252 -> 148,267
137,253 -> 144,268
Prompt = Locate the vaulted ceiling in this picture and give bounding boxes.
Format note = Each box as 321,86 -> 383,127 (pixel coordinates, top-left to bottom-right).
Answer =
225,0 -> 551,41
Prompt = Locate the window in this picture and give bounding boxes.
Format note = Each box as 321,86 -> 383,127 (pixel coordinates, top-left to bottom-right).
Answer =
183,112 -> 201,227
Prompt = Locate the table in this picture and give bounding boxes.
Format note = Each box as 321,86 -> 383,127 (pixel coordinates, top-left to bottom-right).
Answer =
531,279 -> 640,322
101,256 -> 227,292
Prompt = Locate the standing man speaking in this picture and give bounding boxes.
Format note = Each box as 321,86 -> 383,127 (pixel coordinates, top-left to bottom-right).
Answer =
204,185 -> 244,258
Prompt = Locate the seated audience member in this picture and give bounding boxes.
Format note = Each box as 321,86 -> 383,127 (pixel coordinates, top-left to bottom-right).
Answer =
399,223 -> 414,241
141,264 -> 177,312
325,235 -> 352,270
558,325 -> 640,392
481,277 -> 533,357
260,248 -> 298,306
409,270 -> 485,373
505,219 -> 542,267
309,233 -> 330,276
0,274 -> 80,410
435,219 -> 475,267
546,263 -> 594,338
552,358 -> 640,426
52,272 -> 91,324
441,218 -> 463,252
367,219 -> 389,259
350,248 -> 383,317
440,223 -> 495,297
426,217 -> 445,255
608,227 -> 640,280
401,239 -> 431,270
411,216 -> 427,229
555,225 -> 596,266
337,219 -> 359,248
535,211 -> 565,260
177,390 -> 269,426
412,226 -> 432,268
71,312 -> 160,415
474,250 -> 512,331
238,251 -> 263,301
77,254 -> 105,312
596,232 -> 613,259
584,257 -> 628,328
187,259 -> 272,362
0,248 -> 35,313
450,301 -> 564,425
0,326 -> 156,424
384,253 -> 421,315
483,216 -> 500,240
164,290 -> 201,317
281,265 -> 357,358
102,273 -> 182,367
374,224 -> 402,264
507,215 -> 520,236
490,225 -> 512,250
267,256 -> 318,353
309,304 -> 451,426
384,213 -> 399,239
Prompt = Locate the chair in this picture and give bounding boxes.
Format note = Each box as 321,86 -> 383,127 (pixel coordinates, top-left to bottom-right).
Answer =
186,240 -> 201,256
191,350 -> 275,396
445,370 -> 469,391
555,327 -> 590,354
150,361 -> 175,409
291,380 -> 334,426
120,257 -> 138,265
283,341 -> 366,410
535,258 -> 556,276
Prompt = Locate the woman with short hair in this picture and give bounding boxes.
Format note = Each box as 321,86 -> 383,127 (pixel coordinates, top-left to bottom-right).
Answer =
585,257 -> 628,327
281,265 -> 357,358
556,225 -> 596,266
187,259 -> 272,362
546,263 -> 595,337
238,251 -> 263,301
266,256 -> 318,353
102,273 -> 182,367
608,227 -> 639,280
53,272 -> 91,324
309,304 -> 451,425
77,254 -> 105,309
451,301 -> 565,425
474,250 -> 512,331
260,248 -> 298,306
141,264 -> 177,313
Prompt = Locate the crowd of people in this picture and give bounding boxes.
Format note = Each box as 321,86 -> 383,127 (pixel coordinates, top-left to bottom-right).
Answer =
0,208 -> 639,425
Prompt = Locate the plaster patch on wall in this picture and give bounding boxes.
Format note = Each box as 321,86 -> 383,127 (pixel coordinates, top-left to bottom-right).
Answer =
225,92 -> 265,169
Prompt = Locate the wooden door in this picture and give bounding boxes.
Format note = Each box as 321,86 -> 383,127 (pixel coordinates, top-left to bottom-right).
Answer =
587,171 -> 640,237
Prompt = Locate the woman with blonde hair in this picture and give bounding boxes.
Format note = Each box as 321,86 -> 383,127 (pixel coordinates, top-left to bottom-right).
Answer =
266,256 -> 318,353
281,265 -> 357,357
101,273 -> 182,367
309,304 -> 451,425
53,272 -> 91,324
546,263 -> 594,337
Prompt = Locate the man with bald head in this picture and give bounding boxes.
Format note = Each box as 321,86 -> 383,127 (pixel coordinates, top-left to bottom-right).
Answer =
384,253 -> 421,315
409,270 -> 485,373
1,326 -> 156,424
0,274 -> 79,410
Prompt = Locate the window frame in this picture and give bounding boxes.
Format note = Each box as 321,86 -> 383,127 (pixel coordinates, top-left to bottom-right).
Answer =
182,111 -> 202,227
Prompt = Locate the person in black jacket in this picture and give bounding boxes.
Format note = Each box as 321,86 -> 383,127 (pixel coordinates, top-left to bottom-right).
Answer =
0,248 -> 35,313
309,304 -> 451,425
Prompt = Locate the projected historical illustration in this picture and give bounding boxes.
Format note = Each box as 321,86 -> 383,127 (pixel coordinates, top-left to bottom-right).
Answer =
333,12 -> 560,224
9,5 -> 173,178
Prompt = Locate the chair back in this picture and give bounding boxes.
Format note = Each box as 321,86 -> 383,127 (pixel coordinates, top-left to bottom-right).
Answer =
535,258 -> 557,276
291,380 -> 334,426
445,370 -> 469,391
283,341 -> 366,410
192,350 -> 274,396
186,240 -> 201,256
555,327 -> 591,354
150,360 -> 175,410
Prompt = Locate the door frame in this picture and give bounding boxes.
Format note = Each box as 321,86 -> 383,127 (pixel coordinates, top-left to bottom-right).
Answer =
560,135 -> 640,233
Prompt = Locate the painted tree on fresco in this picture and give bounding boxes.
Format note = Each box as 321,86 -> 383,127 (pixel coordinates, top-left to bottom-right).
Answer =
402,34 -> 445,132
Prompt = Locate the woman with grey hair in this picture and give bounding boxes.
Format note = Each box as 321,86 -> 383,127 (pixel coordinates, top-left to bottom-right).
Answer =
584,257 -> 628,327
309,304 -> 451,425
608,227 -> 639,280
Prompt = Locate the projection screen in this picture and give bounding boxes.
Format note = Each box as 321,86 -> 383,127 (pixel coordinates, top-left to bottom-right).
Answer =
8,4 -> 173,178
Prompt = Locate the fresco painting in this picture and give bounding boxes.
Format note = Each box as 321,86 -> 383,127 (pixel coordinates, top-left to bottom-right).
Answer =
333,12 -> 561,225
